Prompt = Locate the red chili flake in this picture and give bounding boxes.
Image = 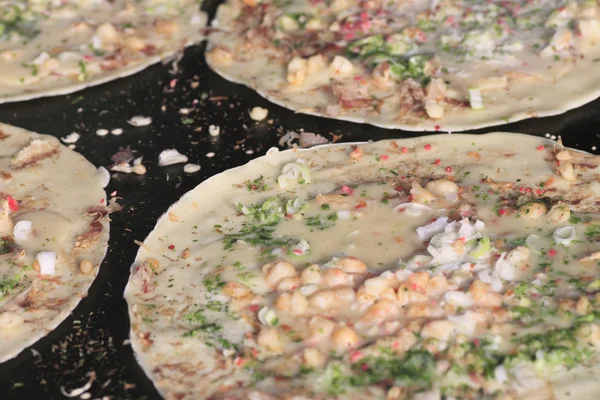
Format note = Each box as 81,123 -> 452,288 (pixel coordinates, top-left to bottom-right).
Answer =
526,187 -> 532,193
293,249 -> 303,255
168,244 -> 175,250
169,79 -> 177,88
498,208 -> 507,216
235,357 -> 245,367
548,249 -> 557,257
434,125 -> 441,131
445,166 -> 453,173
249,304 -> 260,312
281,324 -> 292,333
100,198 -> 105,204
411,283 -> 425,293
285,214 -> 293,220
341,185 -> 354,195
401,146 -> 409,153
433,159 -> 441,165
536,145 -> 545,151
518,186 -> 526,193
251,348 -> 258,357
355,201 -> 367,209
6,196 -> 18,211
424,144 -> 432,150
535,189 -> 545,195
361,363 -> 369,371
473,339 -> 480,346
379,154 -> 389,161
350,351 -> 362,362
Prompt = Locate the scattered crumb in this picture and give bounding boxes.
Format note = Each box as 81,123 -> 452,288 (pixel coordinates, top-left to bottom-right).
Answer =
206,152 -> 215,158
245,150 -> 254,155
208,125 -> 220,137
249,107 -> 269,121
178,108 -> 191,115
127,116 -> 152,127
111,128 -> 123,136
61,132 -> 81,144
593,146 -> 597,151
158,149 -> 189,166
183,164 -> 201,173
96,129 -> 109,137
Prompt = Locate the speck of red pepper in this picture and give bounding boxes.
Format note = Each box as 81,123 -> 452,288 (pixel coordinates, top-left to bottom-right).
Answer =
379,154 -> 389,161
473,339 -> 481,346
535,189 -> 545,195
537,145 -> 545,151
548,249 -> 557,256
424,144 -> 432,150
401,146 -> 408,153
249,304 -> 260,312
6,195 -> 19,211
434,125 -> 441,131
445,166 -> 453,173
361,363 -> 369,371
433,159 -> 441,165
518,187 -> 526,193
293,249 -> 303,255
350,351 -> 362,362
341,185 -> 354,195
498,208 -> 507,216
168,244 -> 175,250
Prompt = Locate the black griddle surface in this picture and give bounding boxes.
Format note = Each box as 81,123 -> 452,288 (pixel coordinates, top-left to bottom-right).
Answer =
1,3 -> 600,398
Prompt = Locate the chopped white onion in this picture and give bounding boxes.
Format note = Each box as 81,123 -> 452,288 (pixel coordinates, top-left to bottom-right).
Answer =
468,87 -> 484,110
158,149 -> 188,166
416,216 -> 449,241
277,162 -> 311,189
406,255 -> 433,271
13,220 -> 32,241
525,234 -> 543,253
300,284 -> 319,296
61,132 -> 80,144
36,251 -> 57,275
553,226 -> 576,246
444,291 -> 473,308
183,164 -> 201,174
394,202 -> 432,216
448,311 -> 481,336
494,365 -> 508,383
495,253 -> 517,281
395,269 -> 414,281
127,116 -> 152,127
249,107 -> 269,121
257,307 -> 278,326
337,210 -> 352,220
445,192 -> 459,202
